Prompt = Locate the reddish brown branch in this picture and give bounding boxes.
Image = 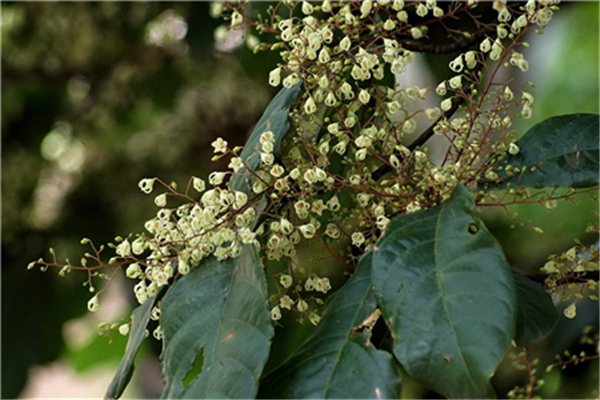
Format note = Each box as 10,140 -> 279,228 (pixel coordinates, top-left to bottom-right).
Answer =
525,270 -> 600,285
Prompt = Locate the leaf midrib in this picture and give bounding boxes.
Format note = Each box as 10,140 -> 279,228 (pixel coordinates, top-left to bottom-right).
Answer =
432,201 -> 478,390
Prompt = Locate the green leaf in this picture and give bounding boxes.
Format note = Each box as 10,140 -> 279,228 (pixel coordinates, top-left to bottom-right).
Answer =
70,327 -> 129,373
372,184 -> 517,399
258,253 -> 402,399
512,270 -> 558,344
159,245 -> 272,399
105,295 -> 158,400
230,83 -> 301,196
492,114 -> 599,189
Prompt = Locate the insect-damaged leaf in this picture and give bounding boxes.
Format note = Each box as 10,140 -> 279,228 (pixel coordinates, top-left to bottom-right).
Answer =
372,184 -> 517,399
159,245 -> 272,399
259,253 -> 401,399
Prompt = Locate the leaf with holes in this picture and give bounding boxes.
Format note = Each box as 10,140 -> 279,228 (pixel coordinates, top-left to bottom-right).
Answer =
105,295 -> 158,400
159,245 -> 272,399
512,270 -> 558,345
258,253 -> 401,399
372,184 -> 517,399
488,114 -> 599,189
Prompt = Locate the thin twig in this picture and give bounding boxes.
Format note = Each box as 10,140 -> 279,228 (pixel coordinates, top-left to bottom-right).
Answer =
399,25 -> 495,54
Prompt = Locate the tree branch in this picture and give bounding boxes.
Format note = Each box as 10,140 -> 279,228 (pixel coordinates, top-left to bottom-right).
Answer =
525,270 -> 600,285
372,60 -> 484,182
399,25 -> 495,55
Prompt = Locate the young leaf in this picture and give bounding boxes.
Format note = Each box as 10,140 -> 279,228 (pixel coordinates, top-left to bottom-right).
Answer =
159,245 -> 272,399
105,295 -> 158,400
230,83 -> 302,197
491,113 -> 599,189
258,253 -> 402,399
512,270 -> 559,344
372,184 -> 517,399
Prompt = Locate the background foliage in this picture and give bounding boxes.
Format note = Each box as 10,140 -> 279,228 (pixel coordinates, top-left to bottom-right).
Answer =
2,2 -> 598,398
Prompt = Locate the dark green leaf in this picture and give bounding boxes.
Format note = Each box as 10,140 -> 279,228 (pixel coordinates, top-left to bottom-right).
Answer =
230,83 -> 301,196
105,295 -> 158,400
512,270 -> 558,344
491,114 -> 599,189
259,253 -> 401,399
160,245 -> 272,399
372,184 -> 517,399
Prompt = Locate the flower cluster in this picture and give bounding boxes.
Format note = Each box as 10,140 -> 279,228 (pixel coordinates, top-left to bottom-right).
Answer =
30,0 -> 565,334
541,243 -> 599,319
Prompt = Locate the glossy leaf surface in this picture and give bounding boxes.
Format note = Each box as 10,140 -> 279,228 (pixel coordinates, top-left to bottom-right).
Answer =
105,295 -> 158,400
372,184 -> 517,399
160,246 -> 272,399
259,253 -> 401,399
493,114 -> 599,189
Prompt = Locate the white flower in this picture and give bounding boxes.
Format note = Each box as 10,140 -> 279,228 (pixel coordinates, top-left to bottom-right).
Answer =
339,36 -> 351,52
508,143 -> 520,155
301,1 -> 313,15
116,239 -> 131,258
386,101 -> 402,114
261,153 -> 274,165
87,295 -> 99,312
441,98 -> 453,111
228,157 -> 243,172
326,195 -> 340,211
480,38 -> 492,53
299,224 -> 316,239
318,48 -> 330,64
309,312 -> 321,326
260,131 -> 274,143
324,92 -> 337,107
449,76 -> 462,89
406,201 -> 421,213
410,27 -> 423,39
351,232 -> 365,246
383,19 -> 396,31
280,295 -> 294,310
297,299 -> 308,312
208,171 -> 226,186
269,67 -> 281,87
358,89 -> 371,105
270,165 -> 285,178
126,263 -> 142,279
118,324 -> 130,336
132,238 -> 145,255
564,303 -> 577,319
280,274 -> 293,288
211,137 -> 228,154
271,306 -> 282,321
304,97 -> 317,114
178,256 -> 190,275
231,10 -> 243,28
192,177 -> 206,193
154,193 -> 167,207
360,0 -> 373,18
449,55 -> 464,73
138,178 -> 155,194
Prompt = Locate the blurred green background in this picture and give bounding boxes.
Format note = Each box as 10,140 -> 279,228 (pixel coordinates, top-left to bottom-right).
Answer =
1,2 -> 598,399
